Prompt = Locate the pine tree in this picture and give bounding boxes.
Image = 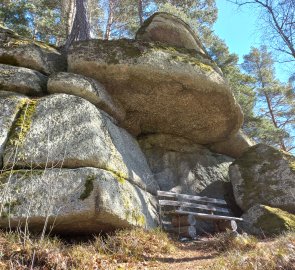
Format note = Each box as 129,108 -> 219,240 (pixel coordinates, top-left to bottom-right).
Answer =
242,46 -> 295,152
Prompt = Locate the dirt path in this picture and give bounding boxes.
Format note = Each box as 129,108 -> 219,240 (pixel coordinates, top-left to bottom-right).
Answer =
149,238 -> 218,270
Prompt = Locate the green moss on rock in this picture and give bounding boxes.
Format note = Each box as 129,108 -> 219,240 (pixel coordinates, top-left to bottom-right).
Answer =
8,99 -> 37,147
255,205 -> 295,235
79,175 -> 95,200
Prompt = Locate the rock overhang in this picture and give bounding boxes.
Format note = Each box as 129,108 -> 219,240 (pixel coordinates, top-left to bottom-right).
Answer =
68,39 -> 244,144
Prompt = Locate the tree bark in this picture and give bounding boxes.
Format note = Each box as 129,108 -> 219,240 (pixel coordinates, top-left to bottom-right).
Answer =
64,0 -> 91,50
62,0 -> 75,38
104,0 -> 115,40
138,0 -> 144,25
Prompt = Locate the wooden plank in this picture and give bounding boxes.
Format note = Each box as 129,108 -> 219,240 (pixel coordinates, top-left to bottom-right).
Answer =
157,191 -> 227,205
159,200 -> 230,214
172,210 -> 243,221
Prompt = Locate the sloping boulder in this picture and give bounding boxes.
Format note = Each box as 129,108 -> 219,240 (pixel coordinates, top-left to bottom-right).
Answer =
136,12 -> 206,53
0,91 -> 27,169
0,168 -> 158,233
0,26 -> 66,75
48,72 -> 125,121
209,130 -> 255,158
68,39 -> 243,144
0,64 -> 47,95
3,94 -> 158,194
241,204 -> 295,235
230,144 -> 295,213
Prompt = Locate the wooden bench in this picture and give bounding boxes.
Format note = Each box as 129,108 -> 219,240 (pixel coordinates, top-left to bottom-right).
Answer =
157,190 -> 243,238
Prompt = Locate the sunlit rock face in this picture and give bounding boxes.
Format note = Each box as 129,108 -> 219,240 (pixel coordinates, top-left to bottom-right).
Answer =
230,144 -> 295,214
68,39 -> 243,144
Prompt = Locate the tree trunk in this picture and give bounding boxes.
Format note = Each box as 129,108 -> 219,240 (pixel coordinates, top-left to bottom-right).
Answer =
64,0 -> 90,50
104,0 -> 115,40
62,0 -> 75,38
138,0 -> 144,25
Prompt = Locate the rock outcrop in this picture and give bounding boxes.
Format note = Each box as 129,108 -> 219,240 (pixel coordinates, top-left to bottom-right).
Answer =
230,144 -> 295,213
0,91 -> 27,168
209,130 -> 255,158
47,72 -> 125,122
0,25 -> 65,75
4,13 -> 286,235
0,168 -> 158,233
139,134 -> 233,198
241,204 -> 295,235
135,12 -> 206,53
68,39 -> 243,144
0,64 -> 47,95
3,94 -> 158,195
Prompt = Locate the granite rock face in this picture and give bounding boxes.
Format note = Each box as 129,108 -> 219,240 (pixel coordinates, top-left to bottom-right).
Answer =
0,91 -> 27,169
3,94 -> 158,195
241,204 -> 295,235
0,25 -> 66,74
209,130 -> 255,158
68,39 -> 243,144
136,12 -> 206,53
230,144 -> 295,213
0,168 -> 158,233
0,64 -> 47,95
48,72 -> 125,121
138,134 -> 235,201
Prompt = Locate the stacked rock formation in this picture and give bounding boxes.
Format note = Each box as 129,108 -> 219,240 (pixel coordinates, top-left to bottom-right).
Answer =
1,13 -> 293,235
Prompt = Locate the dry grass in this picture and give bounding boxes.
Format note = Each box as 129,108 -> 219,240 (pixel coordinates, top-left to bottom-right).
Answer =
1,228 -> 294,270
0,227 -> 175,270
205,232 -> 295,270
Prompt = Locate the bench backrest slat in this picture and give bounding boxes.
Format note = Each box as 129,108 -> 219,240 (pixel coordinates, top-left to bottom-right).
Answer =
159,199 -> 230,214
157,190 -> 227,205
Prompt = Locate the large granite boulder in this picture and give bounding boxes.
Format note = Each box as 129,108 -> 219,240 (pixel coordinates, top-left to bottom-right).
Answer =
0,91 -> 27,169
135,12 -> 206,53
47,72 -> 125,121
138,134 -> 234,201
3,94 -> 158,194
0,168 -> 158,233
230,144 -> 295,213
241,204 -> 295,235
68,39 -> 243,144
0,25 -> 66,74
0,64 -> 47,95
209,130 -> 255,158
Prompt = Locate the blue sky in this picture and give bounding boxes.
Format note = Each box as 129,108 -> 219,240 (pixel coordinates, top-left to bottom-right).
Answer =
213,0 -> 290,82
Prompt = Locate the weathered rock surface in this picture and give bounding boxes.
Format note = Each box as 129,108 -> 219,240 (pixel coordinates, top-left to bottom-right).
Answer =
48,72 -> 125,121
0,26 -> 66,75
209,130 -> 255,158
138,134 -> 234,201
68,39 -> 243,144
0,64 -> 47,95
3,94 -> 158,194
0,168 -> 158,233
241,204 -> 295,235
136,12 -> 206,53
0,91 -> 27,169
230,144 -> 295,213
